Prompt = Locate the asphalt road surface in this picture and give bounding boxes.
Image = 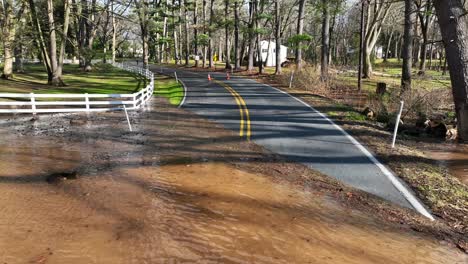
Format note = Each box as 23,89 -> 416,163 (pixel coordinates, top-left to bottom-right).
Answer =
154,65 -> 433,218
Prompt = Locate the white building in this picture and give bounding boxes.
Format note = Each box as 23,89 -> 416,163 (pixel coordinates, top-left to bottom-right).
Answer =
258,40 -> 288,67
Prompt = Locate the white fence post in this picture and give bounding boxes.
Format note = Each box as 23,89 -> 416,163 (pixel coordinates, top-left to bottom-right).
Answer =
174,72 -> 178,82
289,71 -> 295,89
30,92 -> 36,115
123,105 -> 133,132
392,101 -> 405,148
85,93 -> 90,111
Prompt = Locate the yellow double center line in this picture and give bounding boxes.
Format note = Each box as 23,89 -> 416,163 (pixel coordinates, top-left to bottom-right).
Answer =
213,79 -> 251,140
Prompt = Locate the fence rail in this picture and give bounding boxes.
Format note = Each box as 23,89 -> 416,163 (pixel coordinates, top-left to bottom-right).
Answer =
0,63 -> 154,114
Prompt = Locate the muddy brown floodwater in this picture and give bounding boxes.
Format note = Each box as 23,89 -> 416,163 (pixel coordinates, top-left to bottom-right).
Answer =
0,104 -> 466,263
426,144 -> 468,185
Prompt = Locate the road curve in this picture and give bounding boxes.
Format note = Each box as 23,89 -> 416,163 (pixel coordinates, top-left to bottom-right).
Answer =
154,66 -> 433,219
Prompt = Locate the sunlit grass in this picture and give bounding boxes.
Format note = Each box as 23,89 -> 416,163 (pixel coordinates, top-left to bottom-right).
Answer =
154,75 -> 184,105
336,73 -> 451,92
0,63 -> 145,94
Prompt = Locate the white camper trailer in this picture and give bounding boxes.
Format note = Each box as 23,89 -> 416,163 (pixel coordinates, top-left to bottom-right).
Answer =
258,41 -> 288,67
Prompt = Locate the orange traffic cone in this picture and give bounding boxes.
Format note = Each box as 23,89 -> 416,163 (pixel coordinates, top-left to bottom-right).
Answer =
226,73 -> 230,80
208,74 -> 212,81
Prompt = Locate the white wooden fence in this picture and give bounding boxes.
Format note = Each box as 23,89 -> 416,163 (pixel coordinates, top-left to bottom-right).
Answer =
0,63 -> 154,114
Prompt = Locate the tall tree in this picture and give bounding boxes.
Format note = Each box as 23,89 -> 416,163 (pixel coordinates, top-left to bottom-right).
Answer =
28,0 -> 52,80
184,0 -> 190,66
295,0 -> 306,69
134,0 -> 150,68
234,0 -> 241,70
415,0 -> 433,75
202,0 -> 207,67
433,0 -> 468,140
401,0 -> 415,91
173,0 -> 180,65
56,0 -> 72,86
111,0 -> 117,63
274,0 -> 281,74
224,0 -> 231,69
208,0 -> 215,68
362,0 -> 393,78
194,0 -> 199,67
247,0 -> 256,71
320,0 -> 330,81
1,0 -> 15,79
256,0 -> 264,74
46,0 -> 63,86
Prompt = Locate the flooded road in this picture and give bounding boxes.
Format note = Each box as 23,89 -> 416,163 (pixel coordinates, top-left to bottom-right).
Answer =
426,144 -> 468,185
0,108 -> 466,263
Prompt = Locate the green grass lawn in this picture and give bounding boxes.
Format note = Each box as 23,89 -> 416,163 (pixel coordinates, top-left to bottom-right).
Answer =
154,75 -> 184,106
336,58 -> 452,92
1,63 -> 184,106
373,58 -> 450,78
0,63 -> 146,94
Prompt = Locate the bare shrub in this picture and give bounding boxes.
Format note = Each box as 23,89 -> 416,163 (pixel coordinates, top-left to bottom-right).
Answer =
365,82 -> 455,128
279,66 -> 368,109
276,66 -> 455,132
278,66 -> 329,95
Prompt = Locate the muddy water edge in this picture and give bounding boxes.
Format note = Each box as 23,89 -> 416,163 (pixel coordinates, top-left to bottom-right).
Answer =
425,144 -> 468,185
0,101 -> 466,263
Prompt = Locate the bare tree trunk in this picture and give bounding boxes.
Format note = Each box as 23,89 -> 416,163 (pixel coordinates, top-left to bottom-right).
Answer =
384,29 -> 393,62
320,0 -> 330,81
358,0 -> 366,91
1,0 -> 15,79
417,0 -> 433,75
234,0 -> 241,70
208,0 -> 214,68
111,0 -> 116,63
194,0 -> 199,67
363,1 -> 392,78
429,24 -> 436,69
184,0 -> 190,66
363,46 -> 373,78
224,0 -> 231,69
247,0 -> 255,71
84,0 -> 97,71
57,0 -> 72,85
401,0 -> 415,91
274,0 -> 281,75
397,34 -> 401,61
178,0 -> 183,64
142,33 -> 149,68
256,0 -> 263,74
202,0 -> 207,67
219,40 -> 223,62
295,0 -> 306,69
135,0 -> 149,68
14,46 -> 24,73
161,6 -> 168,63
28,0 -> 52,79
433,0 -> 468,140
47,0 -> 61,85
240,35 -> 247,66
413,17 -> 420,67
173,0 -> 180,65
77,0 -> 86,68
